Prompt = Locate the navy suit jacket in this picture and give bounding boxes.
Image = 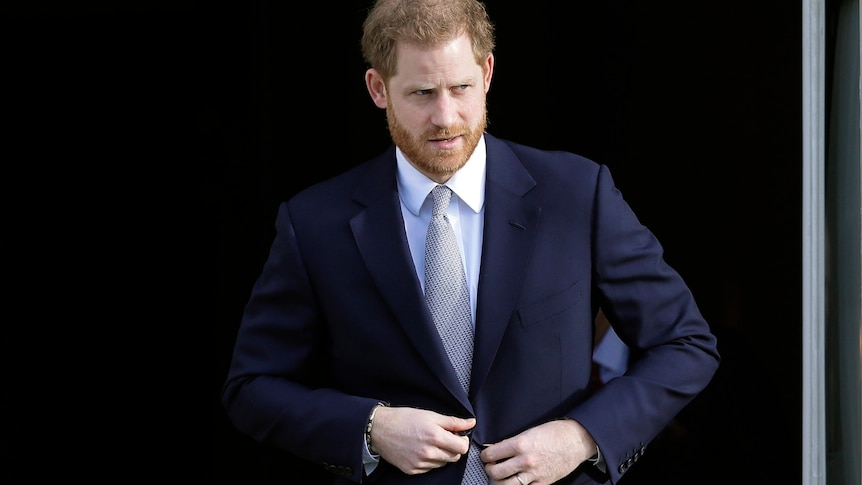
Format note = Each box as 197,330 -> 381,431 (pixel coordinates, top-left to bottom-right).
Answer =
223,133 -> 720,484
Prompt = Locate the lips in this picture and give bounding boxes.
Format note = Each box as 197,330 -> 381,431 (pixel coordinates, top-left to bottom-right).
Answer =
431,134 -> 460,143
429,136 -> 462,150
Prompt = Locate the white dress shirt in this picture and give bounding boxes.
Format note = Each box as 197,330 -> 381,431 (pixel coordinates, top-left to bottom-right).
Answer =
396,136 -> 487,324
362,135 -> 606,474
363,136 -> 487,473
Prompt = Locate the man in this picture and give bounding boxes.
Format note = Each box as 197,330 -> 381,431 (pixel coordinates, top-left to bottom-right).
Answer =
222,0 -> 720,483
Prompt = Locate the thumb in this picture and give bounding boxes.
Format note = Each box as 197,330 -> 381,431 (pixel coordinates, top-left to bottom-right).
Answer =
444,415 -> 477,434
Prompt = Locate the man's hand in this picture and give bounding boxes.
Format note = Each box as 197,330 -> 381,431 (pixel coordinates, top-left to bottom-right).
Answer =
371,406 -> 475,475
480,418 -> 596,485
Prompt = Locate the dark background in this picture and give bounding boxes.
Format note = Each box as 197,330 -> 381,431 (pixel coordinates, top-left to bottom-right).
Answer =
2,0 -> 801,483
0,0 -> 803,482
210,1 -> 802,484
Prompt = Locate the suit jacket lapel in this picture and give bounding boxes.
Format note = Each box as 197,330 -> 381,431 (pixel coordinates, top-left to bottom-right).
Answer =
349,149 -> 470,405
471,135 -> 541,396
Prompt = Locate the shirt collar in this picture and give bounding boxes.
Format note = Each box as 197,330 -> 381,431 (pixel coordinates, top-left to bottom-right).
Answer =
396,134 -> 487,216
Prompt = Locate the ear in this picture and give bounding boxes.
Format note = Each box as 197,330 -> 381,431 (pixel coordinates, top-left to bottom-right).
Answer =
365,69 -> 388,109
482,53 -> 494,94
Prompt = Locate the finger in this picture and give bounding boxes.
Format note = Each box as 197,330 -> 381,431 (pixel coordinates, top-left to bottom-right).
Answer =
439,430 -> 470,455
445,415 -> 476,435
442,444 -> 467,463
406,444 -> 464,472
479,441 -> 514,465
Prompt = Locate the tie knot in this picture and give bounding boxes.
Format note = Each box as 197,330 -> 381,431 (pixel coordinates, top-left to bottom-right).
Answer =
431,185 -> 452,217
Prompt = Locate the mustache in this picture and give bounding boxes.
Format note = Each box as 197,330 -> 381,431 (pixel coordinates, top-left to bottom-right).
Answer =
428,127 -> 465,140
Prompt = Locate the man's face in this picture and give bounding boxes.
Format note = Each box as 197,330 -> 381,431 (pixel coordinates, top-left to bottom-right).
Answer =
368,33 -> 493,183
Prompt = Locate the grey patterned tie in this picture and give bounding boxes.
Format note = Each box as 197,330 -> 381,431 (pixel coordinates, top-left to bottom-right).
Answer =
423,185 -> 487,484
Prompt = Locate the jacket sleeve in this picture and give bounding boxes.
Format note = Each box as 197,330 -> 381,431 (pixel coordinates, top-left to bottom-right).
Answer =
221,201 -> 378,483
567,164 -> 720,483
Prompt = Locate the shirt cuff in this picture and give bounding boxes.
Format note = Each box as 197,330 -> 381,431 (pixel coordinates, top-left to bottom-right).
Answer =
362,444 -> 380,475
587,445 -> 607,473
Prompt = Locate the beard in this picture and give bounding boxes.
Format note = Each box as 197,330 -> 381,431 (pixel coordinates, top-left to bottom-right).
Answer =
386,106 -> 487,179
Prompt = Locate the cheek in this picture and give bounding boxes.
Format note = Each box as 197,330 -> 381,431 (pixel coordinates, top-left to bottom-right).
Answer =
462,96 -> 487,121
392,104 -> 425,129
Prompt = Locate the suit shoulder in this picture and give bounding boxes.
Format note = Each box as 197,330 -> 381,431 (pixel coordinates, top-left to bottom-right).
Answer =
288,147 -> 394,208
495,137 -> 601,173
491,137 -> 607,190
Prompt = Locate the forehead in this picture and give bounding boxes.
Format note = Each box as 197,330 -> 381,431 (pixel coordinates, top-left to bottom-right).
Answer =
393,34 -> 480,83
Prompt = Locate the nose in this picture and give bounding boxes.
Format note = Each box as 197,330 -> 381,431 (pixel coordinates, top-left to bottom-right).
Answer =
430,92 -> 458,128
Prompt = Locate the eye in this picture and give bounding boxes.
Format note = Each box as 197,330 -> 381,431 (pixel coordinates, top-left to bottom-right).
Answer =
415,89 -> 432,96
450,84 -> 470,95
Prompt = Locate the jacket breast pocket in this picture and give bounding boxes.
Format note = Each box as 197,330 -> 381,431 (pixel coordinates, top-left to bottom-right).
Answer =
516,282 -> 583,328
